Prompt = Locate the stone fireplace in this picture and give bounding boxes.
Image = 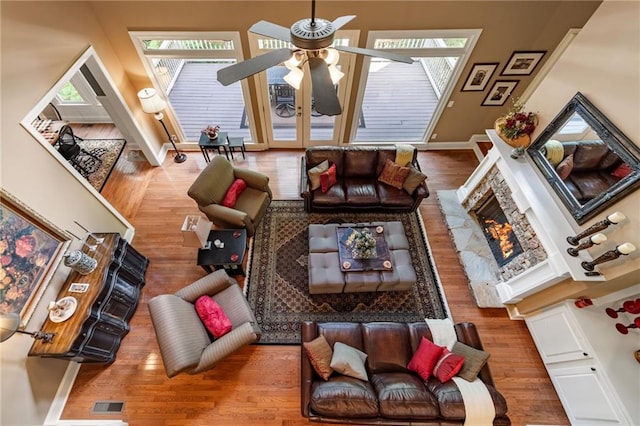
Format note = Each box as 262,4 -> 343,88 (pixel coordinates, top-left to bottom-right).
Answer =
446,130 -> 605,308
462,165 -> 547,281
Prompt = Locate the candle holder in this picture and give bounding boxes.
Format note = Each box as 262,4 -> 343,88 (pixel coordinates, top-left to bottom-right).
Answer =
581,243 -> 636,272
615,317 -> 640,335
567,233 -> 606,256
567,212 -> 625,246
606,299 -> 640,318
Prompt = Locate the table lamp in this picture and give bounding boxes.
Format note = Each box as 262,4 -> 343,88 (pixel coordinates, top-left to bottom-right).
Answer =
0,312 -> 55,343
137,88 -> 187,163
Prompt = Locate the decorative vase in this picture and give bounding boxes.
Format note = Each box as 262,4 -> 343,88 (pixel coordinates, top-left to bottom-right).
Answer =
64,250 -> 97,275
494,118 -> 532,159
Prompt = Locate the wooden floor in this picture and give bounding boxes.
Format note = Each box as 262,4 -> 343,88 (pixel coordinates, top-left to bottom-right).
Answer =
61,131 -> 569,426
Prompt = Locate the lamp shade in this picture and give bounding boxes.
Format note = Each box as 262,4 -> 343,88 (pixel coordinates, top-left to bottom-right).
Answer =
0,313 -> 20,343
137,88 -> 167,114
284,67 -> 304,90
323,48 -> 340,66
328,65 -> 345,85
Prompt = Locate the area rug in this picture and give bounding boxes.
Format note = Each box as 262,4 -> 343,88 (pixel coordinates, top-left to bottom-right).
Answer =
245,200 -> 449,344
76,138 -> 126,192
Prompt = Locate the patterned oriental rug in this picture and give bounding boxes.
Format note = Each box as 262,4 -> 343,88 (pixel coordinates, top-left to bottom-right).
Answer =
245,200 -> 449,344
75,138 -> 126,192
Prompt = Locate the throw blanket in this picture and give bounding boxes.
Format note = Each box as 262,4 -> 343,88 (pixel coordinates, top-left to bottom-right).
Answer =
425,318 -> 496,426
395,144 -> 414,166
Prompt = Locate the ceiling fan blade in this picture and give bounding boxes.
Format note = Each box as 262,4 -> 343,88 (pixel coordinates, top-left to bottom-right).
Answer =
217,48 -> 294,86
335,46 -> 414,64
249,20 -> 292,43
308,57 -> 342,116
331,15 -> 356,30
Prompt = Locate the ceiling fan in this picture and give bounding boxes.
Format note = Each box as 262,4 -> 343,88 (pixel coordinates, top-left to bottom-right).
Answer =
217,0 -> 413,116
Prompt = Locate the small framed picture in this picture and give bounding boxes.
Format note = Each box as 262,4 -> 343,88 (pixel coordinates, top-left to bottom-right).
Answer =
461,63 -> 499,91
69,283 -> 90,293
501,51 -> 546,75
482,80 -> 519,106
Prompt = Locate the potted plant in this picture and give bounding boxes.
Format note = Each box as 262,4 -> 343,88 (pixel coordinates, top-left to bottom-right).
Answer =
202,125 -> 220,140
494,98 -> 537,158
345,227 -> 377,259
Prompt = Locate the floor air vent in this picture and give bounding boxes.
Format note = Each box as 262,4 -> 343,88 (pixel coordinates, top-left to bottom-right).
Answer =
92,401 -> 124,414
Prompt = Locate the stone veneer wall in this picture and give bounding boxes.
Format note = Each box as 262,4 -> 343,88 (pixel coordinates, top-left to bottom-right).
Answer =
462,166 -> 548,280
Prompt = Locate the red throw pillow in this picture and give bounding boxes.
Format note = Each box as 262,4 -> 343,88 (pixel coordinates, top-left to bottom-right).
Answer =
407,337 -> 444,381
611,162 -> 632,179
320,163 -> 337,193
221,178 -> 247,208
432,348 -> 465,383
195,295 -> 233,339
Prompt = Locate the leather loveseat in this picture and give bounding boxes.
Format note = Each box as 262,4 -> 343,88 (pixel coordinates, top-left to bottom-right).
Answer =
558,140 -> 626,203
301,321 -> 510,425
300,146 -> 429,212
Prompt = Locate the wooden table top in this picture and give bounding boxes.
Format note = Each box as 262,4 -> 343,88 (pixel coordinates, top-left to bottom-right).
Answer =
29,233 -> 117,357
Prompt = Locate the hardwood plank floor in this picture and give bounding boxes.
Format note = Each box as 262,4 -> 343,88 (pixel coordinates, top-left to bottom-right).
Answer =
61,136 -> 569,425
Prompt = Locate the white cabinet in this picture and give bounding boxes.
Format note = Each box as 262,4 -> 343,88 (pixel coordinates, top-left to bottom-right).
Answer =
526,301 -> 635,425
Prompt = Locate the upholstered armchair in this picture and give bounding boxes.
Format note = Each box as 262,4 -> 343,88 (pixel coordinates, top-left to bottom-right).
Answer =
187,156 -> 272,237
148,269 -> 261,378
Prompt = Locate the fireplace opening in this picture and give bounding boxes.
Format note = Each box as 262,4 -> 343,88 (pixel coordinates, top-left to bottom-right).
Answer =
475,195 -> 523,267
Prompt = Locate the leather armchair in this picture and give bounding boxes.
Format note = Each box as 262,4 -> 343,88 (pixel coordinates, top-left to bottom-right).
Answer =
148,269 -> 261,378
188,156 -> 272,237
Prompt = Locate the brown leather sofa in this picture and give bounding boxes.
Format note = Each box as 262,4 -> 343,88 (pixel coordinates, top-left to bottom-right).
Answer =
301,321 -> 510,425
299,146 -> 429,212
560,140 -> 625,203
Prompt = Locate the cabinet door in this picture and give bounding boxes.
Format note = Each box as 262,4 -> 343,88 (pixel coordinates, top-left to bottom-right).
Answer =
526,304 -> 591,364
550,365 -> 625,425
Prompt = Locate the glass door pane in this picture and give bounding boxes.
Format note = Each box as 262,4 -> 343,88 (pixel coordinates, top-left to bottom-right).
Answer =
354,57 -> 457,142
130,32 -> 254,144
267,66 -> 299,142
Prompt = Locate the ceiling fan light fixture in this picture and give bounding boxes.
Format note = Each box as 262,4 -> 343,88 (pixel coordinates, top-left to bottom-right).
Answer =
284,67 -> 304,90
328,65 -> 344,84
322,48 -> 340,66
284,50 -> 305,70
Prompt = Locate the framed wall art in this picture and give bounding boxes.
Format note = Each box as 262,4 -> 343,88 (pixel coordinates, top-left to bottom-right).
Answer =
482,80 -> 519,106
0,189 -> 70,323
461,63 -> 499,91
501,51 -> 546,75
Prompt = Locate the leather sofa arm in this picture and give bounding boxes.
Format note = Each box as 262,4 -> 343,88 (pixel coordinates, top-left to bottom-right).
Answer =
300,321 -> 318,417
299,156 -> 310,196
193,322 -> 261,374
175,269 -> 234,302
454,322 -> 495,386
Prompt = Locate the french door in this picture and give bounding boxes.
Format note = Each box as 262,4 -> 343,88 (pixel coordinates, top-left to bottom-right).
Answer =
249,31 -> 358,148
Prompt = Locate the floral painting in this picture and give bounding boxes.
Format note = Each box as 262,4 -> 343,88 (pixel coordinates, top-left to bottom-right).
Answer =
0,189 -> 68,323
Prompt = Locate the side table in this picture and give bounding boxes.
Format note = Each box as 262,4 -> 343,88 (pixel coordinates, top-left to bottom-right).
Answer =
198,131 -> 229,162
197,228 -> 247,276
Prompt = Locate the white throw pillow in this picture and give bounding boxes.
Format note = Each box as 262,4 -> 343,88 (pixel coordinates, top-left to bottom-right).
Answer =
307,160 -> 329,191
330,342 -> 368,381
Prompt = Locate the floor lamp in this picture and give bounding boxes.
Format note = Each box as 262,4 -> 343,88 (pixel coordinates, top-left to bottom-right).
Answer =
137,88 -> 187,163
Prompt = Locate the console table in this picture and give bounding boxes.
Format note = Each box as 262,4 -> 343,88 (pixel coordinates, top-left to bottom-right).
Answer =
29,233 -> 148,363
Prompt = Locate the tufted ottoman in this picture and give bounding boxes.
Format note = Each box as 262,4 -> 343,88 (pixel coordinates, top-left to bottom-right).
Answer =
308,221 -> 416,294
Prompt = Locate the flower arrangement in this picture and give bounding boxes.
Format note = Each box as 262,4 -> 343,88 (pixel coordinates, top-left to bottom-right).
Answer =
345,228 -> 377,259
201,125 -> 220,139
496,98 -> 537,140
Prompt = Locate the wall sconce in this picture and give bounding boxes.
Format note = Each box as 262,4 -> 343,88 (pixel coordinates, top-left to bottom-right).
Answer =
567,211 -> 625,246
0,313 -> 55,343
581,242 -> 636,273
